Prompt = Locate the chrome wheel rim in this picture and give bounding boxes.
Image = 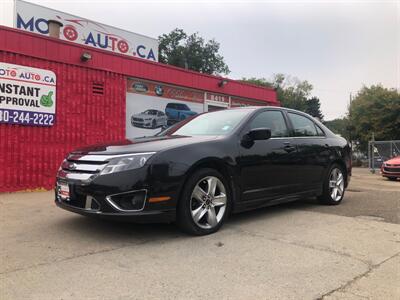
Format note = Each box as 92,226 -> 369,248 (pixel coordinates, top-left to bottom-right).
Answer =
190,176 -> 227,229
329,168 -> 344,201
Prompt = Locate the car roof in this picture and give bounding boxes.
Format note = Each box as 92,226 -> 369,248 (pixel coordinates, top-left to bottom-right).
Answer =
232,106 -> 317,117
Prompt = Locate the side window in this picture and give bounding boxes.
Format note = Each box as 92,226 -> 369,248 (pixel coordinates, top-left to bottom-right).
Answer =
315,124 -> 325,136
249,110 -> 289,138
288,113 -> 318,137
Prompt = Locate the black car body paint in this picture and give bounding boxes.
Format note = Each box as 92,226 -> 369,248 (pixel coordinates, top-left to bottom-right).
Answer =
55,107 -> 352,223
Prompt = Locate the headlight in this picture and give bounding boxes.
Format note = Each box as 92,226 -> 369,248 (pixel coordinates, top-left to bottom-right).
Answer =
100,152 -> 155,175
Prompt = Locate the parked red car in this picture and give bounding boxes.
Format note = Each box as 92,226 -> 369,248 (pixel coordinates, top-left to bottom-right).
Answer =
381,156 -> 400,181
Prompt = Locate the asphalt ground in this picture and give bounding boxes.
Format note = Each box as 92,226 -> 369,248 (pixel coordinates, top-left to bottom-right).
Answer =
0,167 -> 399,299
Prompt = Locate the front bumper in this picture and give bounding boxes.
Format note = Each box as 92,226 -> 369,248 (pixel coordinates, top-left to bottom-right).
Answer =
55,198 -> 175,223
132,120 -> 153,128
380,168 -> 400,178
55,162 -> 179,223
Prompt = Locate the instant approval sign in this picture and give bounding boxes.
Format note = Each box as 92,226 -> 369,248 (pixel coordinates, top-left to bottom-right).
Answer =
0,62 -> 56,126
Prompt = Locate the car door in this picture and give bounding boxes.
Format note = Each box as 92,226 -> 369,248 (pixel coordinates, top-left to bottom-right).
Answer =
286,112 -> 330,192
156,111 -> 164,126
238,109 -> 299,202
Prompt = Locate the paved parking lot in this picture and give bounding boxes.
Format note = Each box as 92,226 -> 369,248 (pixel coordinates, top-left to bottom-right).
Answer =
1,168 -> 399,299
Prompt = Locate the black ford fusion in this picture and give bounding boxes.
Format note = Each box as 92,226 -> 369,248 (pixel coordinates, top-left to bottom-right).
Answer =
56,107 -> 351,235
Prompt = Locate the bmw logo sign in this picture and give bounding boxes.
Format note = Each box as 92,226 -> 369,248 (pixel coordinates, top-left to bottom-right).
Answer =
155,85 -> 164,96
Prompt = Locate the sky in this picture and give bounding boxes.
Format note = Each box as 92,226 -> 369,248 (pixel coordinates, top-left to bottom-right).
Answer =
25,0 -> 400,120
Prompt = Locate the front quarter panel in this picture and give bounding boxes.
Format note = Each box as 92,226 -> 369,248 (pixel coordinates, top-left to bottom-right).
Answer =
148,137 -> 239,206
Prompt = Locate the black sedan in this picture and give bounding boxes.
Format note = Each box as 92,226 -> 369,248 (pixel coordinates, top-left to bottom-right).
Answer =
56,107 -> 352,235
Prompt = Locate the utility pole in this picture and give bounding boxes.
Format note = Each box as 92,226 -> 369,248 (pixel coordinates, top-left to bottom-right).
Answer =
348,92 -> 352,150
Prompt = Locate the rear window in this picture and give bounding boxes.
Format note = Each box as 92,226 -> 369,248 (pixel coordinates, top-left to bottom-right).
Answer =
315,124 -> 325,136
288,113 -> 319,137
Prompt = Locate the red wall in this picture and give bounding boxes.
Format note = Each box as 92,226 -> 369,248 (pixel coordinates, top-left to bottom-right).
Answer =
1,27 -> 278,192
0,51 -> 126,192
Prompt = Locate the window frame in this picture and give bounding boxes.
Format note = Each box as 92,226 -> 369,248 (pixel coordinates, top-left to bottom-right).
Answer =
285,111 -> 326,138
242,108 -> 291,139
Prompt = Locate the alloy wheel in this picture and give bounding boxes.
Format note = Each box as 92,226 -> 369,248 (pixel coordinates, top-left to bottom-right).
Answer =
190,176 -> 227,229
329,168 -> 344,201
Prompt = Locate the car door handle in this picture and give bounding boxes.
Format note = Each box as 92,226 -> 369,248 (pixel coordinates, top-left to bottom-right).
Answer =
284,145 -> 296,153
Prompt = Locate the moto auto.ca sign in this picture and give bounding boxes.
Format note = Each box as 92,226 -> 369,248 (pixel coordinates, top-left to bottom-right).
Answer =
14,0 -> 158,61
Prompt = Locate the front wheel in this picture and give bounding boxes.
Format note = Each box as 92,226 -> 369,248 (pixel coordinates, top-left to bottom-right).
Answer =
388,177 -> 398,181
177,168 -> 231,235
318,164 -> 346,205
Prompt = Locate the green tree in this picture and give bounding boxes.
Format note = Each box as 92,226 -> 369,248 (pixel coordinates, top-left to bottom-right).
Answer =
305,97 -> 324,120
158,28 -> 230,75
239,77 -> 274,89
241,74 -> 323,119
349,85 -> 400,152
324,117 -> 350,139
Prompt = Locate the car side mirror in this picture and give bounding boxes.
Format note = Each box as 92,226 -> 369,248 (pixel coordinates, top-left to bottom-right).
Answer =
241,128 -> 271,148
247,128 -> 271,141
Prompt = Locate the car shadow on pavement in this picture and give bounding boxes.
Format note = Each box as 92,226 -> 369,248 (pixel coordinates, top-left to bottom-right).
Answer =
55,214 -> 180,241
53,198 -> 320,241
226,198 -> 318,226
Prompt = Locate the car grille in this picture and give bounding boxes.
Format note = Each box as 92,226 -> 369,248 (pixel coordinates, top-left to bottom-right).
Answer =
132,118 -> 143,122
58,154 -> 113,181
383,167 -> 400,173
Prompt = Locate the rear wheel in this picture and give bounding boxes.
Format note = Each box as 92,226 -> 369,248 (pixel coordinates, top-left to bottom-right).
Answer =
177,168 -> 231,235
318,164 -> 345,205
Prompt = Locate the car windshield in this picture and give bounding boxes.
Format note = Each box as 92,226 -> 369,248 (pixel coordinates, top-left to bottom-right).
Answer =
143,110 -> 158,115
162,109 -> 252,136
179,104 -> 189,110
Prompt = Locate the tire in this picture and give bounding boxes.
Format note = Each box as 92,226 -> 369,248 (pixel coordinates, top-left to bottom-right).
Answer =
388,177 -> 397,181
177,168 -> 231,235
151,119 -> 156,129
318,163 -> 346,205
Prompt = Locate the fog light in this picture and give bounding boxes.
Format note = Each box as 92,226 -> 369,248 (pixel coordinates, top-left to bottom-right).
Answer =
106,190 -> 146,211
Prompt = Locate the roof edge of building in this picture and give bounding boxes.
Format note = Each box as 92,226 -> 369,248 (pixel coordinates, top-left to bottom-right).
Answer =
0,26 -> 278,104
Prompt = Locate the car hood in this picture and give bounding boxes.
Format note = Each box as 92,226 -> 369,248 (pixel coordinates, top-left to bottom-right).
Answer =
385,156 -> 400,165
70,135 -> 220,155
133,113 -> 154,118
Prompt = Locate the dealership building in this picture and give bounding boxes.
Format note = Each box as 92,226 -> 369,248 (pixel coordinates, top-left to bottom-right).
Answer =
0,1 -> 278,192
